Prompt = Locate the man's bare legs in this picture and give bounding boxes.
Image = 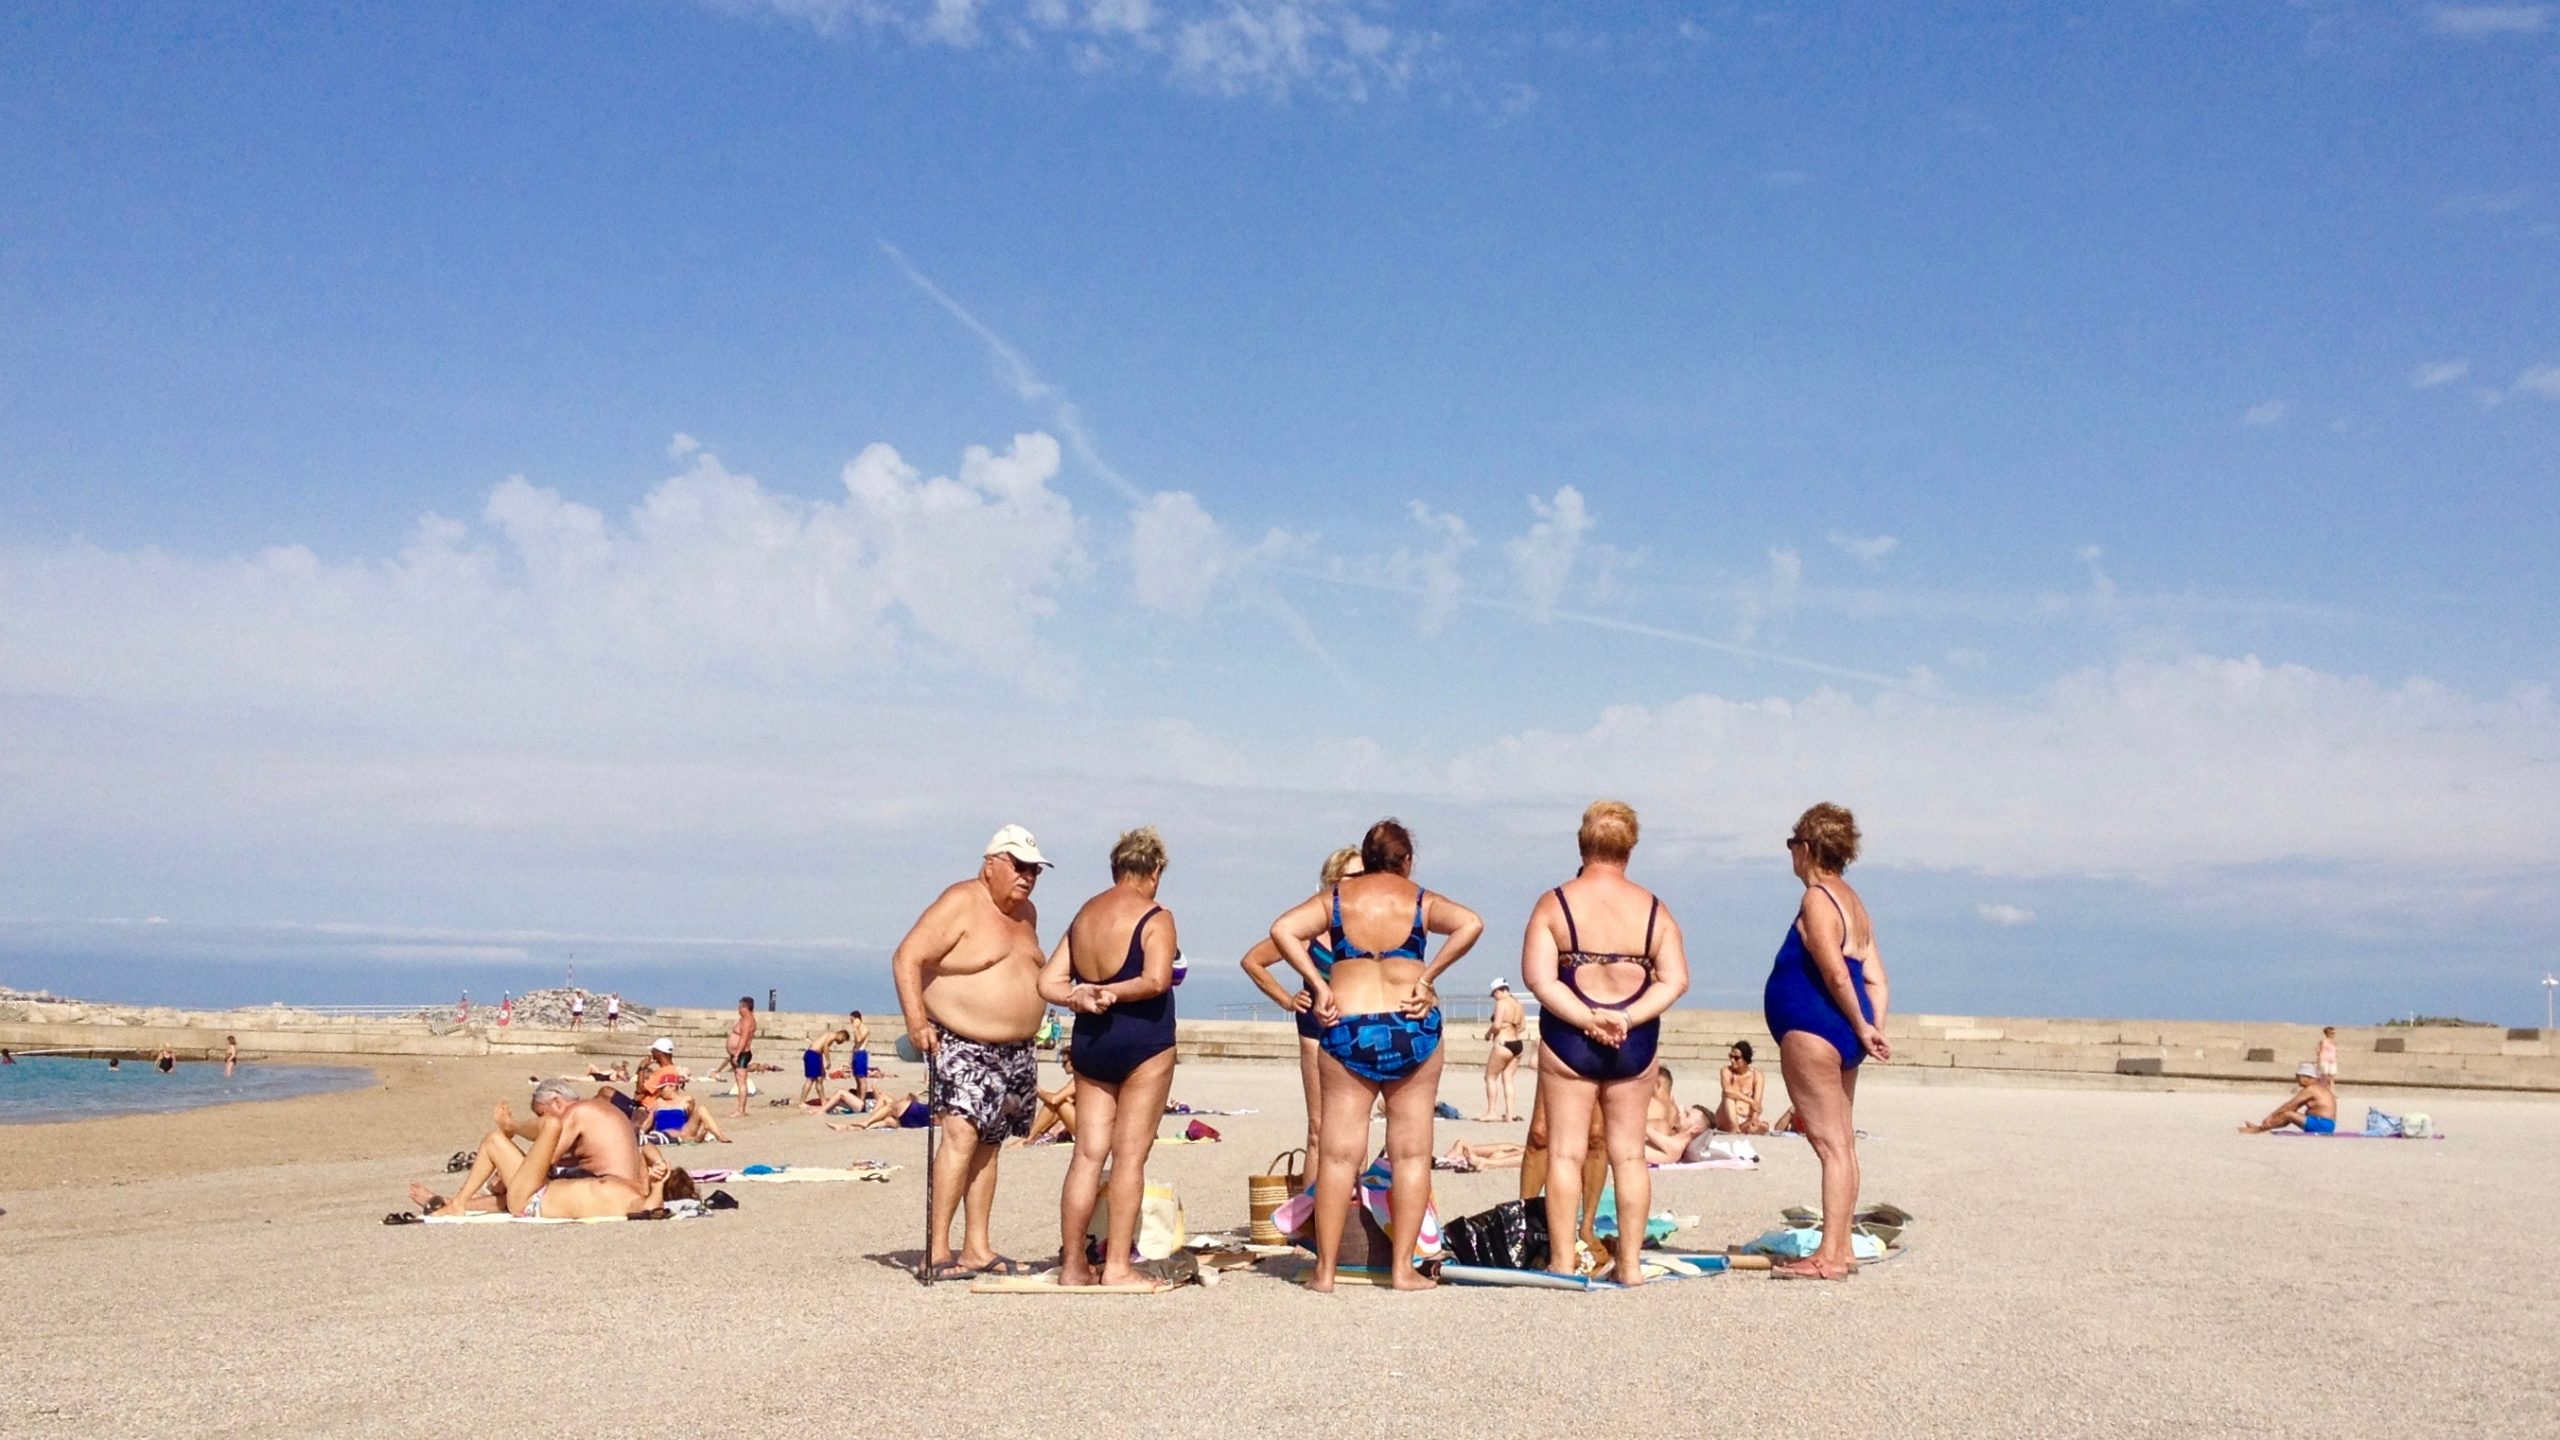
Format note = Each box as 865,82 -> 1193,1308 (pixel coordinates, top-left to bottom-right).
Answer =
411,1127 -> 530,1214
1379,1047 -> 1444,1291
926,1112 -> 1004,1271
2241,1088 -> 2316,1133
1776,1033 -> 1860,1278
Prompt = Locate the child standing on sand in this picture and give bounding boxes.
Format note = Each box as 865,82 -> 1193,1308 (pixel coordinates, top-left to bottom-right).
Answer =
2317,1026 -> 2338,1081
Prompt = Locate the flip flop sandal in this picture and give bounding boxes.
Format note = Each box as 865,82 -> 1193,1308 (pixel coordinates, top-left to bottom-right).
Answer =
972,1254 -> 1033,1277
383,1212 -> 423,1226
444,1151 -> 473,1173
920,1258 -> 975,1284
1769,1261 -> 1856,1281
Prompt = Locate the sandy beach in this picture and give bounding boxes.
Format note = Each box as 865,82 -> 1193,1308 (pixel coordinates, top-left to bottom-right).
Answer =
3,1054 -> 2555,1439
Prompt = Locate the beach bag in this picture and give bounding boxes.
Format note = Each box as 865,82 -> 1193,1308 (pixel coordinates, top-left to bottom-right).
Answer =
1089,1179 -> 1187,1260
1248,1149 -> 1306,1245
2400,1112 -> 2433,1139
1442,1199 -> 1550,1270
1270,1161 -> 1443,1267
2363,1107 -> 2402,1138
1705,1135 -> 1759,1163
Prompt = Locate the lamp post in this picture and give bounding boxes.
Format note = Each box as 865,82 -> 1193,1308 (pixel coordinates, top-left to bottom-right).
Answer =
2543,972 -> 2556,1035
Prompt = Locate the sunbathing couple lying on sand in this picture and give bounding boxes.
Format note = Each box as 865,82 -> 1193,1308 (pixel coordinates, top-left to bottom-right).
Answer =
410,1078 -> 697,1219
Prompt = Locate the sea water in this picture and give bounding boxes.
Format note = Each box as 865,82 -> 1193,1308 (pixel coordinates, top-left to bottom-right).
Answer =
0,1054 -> 371,1124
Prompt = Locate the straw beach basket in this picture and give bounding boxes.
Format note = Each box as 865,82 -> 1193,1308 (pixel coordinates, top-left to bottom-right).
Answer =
1248,1148 -> 1306,1244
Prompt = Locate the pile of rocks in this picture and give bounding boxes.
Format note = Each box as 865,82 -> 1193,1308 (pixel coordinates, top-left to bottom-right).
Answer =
417,988 -> 657,1031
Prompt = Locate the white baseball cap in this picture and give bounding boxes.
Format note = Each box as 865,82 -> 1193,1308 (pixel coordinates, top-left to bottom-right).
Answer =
1489,979 -> 1511,994
2295,1062 -> 2319,1078
651,1037 -> 675,1055
984,824 -> 1050,869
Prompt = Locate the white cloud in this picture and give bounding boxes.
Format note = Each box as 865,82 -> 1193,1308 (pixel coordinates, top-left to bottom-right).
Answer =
1399,501 -> 1476,636
1826,531 -> 1898,565
2410,360 -> 2471,389
2424,6 -> 2552,37
2435,189 -> 2531,215
2243,400 -> 2288,427
1733,546 -> 1802,644
2509,365 -> 2560,401
1442,655 -> 2560,885
1976,904 -> 2036,927
1504,486 -> 1593,621
713,0 -> 1430,99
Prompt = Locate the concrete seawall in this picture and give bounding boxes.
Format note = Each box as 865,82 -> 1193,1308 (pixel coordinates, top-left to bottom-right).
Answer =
6,1000 -> 2552,1093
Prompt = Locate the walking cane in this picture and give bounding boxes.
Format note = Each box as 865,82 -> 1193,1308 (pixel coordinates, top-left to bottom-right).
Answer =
916,1044 -> 937,1284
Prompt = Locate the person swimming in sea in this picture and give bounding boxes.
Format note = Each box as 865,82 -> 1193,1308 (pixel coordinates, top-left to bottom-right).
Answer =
1269,818 -> 1483,1292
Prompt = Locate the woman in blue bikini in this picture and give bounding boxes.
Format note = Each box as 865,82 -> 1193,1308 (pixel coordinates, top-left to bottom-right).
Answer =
1521,799 -> 1690,1285
1239,845 -> 1363,1163
1269,819 -> 1483,1292
1762,802 -> 1894,1281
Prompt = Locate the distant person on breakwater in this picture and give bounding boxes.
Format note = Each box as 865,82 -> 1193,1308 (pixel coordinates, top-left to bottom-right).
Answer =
605,994 -> 621,1030
1763,801 -> 1893,1282
892,824 -> 1052,1281
2242,1064 -> 2339,1134
224,1036 -> 238,1077
569,994 -> 585,1029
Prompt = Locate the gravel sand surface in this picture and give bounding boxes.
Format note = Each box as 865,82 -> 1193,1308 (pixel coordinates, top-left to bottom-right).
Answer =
4,1055 -> 2554,1438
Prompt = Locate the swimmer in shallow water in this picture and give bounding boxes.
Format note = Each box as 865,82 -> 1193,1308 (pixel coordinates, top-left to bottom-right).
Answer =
155,1048 -> 177,1074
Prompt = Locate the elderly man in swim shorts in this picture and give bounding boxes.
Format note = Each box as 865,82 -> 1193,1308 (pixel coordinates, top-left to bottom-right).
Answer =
410,1077 -> 654,1218
2242,1063 -> 2340,1134
891,824 -> 1052,1280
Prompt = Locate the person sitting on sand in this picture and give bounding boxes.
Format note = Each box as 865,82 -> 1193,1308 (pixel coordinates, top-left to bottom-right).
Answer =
2242,1064 -> 2339,1134
411,1078 -> 671,1218
1713,1040 -> 1769,1133
1437,1139 -> 1526,1172
1008,1074 -> 1078,1147
798,1029 -> 851,1108
830,1091 -> 932,1131
1643,1070 -> 1710,1163
630,1042 -> 731,1144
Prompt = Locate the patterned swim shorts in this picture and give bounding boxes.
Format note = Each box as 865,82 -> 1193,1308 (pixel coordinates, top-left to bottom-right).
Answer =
927,1026 -> 1038,1142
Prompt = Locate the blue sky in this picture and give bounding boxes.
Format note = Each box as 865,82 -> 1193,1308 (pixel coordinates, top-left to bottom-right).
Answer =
3,1 -> 2555,1024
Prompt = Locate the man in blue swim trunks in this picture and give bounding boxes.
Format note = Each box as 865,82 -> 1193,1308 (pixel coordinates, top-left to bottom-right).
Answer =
2241,1063 -> 2339,1134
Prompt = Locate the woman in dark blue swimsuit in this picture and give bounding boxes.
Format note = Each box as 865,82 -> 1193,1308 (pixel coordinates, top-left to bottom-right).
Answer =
1268,819 -> 1483,1293
1521,800 -> 1691,1286
1038,826 -> 1182,1288
1761,802 -> 1893,1282
1239,846 -> 1364,1163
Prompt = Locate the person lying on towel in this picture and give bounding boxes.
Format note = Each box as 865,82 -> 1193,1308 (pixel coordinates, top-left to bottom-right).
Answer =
2240,1064 -> 2339,1134
409,1078 -> 695,1217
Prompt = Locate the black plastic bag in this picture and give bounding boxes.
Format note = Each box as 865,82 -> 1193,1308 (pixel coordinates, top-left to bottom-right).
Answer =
1442,1198 -> 1549,1269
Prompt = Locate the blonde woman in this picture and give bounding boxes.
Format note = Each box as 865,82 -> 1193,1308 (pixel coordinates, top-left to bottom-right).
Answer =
1240,845 -> 1362,1162
1761,802 -> 1892,1280
1521,800 -> 1689,1285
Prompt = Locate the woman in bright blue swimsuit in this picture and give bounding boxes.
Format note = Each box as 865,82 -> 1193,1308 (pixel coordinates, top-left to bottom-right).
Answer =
1268,819 -> 1483,1293
1239,846 -> 1364,1164
1037,826 -> 1182,1288
1521,800 -> 1691,1285
1761,802 -> 1894,1282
